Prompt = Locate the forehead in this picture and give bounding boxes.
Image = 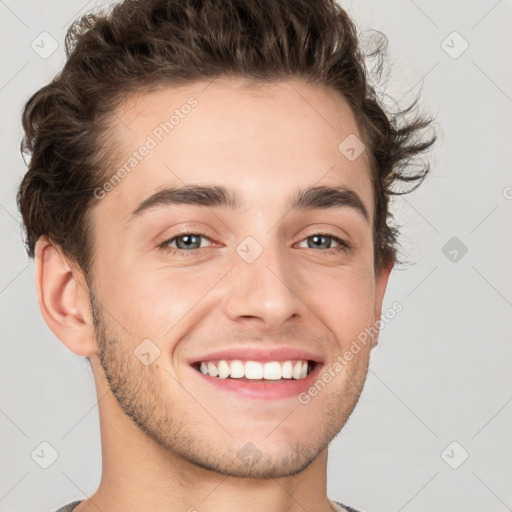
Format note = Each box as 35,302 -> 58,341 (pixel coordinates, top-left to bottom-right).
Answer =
99,77 -> 373,222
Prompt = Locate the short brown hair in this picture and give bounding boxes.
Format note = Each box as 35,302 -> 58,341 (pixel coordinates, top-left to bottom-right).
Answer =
17,0 -> 436,278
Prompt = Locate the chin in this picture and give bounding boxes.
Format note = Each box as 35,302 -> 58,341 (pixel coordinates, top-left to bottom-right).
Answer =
187,442 -> 321,479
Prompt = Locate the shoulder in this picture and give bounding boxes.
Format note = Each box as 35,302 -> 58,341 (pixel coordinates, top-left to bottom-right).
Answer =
332,500 -> 364,512
53,501 -> 83,512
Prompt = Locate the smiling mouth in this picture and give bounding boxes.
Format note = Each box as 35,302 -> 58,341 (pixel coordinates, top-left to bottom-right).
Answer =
191,359 -> 317,381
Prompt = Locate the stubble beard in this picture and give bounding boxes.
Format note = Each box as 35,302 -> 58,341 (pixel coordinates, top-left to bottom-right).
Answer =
89,289 -> 369,479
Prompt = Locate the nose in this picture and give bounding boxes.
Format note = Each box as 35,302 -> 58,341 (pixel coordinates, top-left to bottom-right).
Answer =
222,238 -> 304,331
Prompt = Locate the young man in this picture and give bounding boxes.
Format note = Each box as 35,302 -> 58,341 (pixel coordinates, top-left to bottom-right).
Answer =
17,0 -> 436,511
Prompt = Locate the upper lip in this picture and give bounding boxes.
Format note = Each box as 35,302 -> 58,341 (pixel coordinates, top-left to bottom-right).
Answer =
188,346 -> 323,365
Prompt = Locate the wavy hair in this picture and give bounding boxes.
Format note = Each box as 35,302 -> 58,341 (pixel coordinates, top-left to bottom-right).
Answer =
17,0 -> 437,277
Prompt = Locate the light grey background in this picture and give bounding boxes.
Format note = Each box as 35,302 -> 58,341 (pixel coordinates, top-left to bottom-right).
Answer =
1,1 -> 511,511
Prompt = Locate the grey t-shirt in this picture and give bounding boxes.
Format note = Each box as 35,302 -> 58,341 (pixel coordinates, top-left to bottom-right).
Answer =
54,500 -> 361,511
54,502 -> 82,512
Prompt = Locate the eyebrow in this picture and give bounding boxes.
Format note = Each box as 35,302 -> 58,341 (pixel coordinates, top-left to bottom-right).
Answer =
126,183 -> 369,225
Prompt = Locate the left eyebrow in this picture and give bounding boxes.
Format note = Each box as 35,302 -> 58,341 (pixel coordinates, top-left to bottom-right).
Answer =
288,185 -> 369,222
125,183 -> 369,226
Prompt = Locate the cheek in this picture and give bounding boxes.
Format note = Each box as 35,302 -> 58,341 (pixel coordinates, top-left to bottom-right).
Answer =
104,264 -> 227,341
302,267 -> 376,350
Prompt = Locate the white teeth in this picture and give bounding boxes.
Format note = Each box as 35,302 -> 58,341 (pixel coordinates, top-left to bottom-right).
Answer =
195,359 -> 313,380
300,361 -> 308,379
263,361 -> 282,380
218,360 -> 230,379
230,360 -> 245,378
207,361 -> 219,377
281,360 -> 293,379
245,361 -> 263,379
292,361 -> 302,379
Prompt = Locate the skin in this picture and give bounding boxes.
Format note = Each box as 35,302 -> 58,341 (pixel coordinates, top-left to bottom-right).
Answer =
35,77 -> 393,512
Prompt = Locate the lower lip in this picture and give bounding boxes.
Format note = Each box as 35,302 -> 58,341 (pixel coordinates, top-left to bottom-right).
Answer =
191,363 -> 324,400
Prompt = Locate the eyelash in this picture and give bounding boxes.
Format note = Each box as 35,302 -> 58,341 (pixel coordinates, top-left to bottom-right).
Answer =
157,231 -> 352,256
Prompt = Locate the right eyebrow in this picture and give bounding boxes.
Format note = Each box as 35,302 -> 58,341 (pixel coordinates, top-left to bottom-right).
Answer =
128,184 -> 241,221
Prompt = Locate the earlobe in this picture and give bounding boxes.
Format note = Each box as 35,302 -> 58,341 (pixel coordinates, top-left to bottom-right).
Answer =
35,237 -> 96,357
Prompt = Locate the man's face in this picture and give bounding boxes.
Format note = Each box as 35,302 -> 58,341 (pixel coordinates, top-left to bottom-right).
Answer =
86,78 -> 391,478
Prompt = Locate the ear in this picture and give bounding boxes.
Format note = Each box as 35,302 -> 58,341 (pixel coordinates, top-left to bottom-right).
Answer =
370,260 -> 394,349
34,236 -> 97,357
